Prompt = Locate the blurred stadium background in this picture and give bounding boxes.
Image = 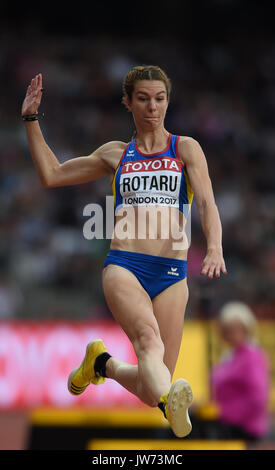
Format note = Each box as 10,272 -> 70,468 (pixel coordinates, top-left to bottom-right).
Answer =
0,0 -> 275,450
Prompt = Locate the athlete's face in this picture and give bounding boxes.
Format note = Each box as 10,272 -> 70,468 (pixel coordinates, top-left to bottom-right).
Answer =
126,80 -> 169,130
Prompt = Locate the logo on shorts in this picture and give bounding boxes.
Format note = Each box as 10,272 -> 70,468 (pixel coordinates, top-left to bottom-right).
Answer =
167,267 -> 179,276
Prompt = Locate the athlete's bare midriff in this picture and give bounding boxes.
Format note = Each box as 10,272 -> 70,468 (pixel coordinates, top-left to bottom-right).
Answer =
105,141 -> 189,260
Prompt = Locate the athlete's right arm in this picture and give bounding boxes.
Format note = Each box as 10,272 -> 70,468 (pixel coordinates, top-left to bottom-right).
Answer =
22,73 -> 116,188
24,120 -> 117,187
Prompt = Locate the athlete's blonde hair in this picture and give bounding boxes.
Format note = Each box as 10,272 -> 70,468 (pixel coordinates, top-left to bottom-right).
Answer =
122,65 -> 172,107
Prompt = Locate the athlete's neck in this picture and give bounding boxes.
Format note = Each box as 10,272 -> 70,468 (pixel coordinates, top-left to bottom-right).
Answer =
135,129 -> 170,154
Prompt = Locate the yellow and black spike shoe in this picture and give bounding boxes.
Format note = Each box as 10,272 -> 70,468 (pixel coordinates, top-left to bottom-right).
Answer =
67,339 -> 110,395
159,378 -> 193,438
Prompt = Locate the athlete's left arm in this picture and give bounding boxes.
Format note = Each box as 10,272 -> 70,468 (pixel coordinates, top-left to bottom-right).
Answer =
178,136 -> 227,278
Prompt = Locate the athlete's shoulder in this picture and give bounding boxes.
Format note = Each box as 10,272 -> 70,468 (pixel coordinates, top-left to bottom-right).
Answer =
94,141 -> 129,172
95,140 -> 128,161
99,140 -> 128,155
177,135 -> 201,149
176,136 -> 204,164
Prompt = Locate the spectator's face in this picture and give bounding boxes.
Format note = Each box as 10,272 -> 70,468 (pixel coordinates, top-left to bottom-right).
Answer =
220,321 -> 248,348
126,80 -> 169,131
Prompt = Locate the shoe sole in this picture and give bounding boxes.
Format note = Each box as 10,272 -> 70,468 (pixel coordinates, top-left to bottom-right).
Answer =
67,339 -> 104,395
167,378 -> 193,438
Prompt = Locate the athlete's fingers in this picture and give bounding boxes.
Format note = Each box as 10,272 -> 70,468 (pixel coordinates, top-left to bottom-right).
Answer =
203,259 -> 218,279
213,262 -> 227,278
207,265 -> 215,279
214,266 -> 220,278
38,73 -> 43,91
35,75 -> 39,91
200,263 -> 209,276
221,263 -> 227,275
201,257 -> 212,275
201,265 -> 212,277
30,78 -> 35,94
30,75 -> 39,93
201,255 -> 227,278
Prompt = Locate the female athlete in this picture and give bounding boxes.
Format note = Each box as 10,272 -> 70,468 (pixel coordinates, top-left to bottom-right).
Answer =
21,65 -> 227,438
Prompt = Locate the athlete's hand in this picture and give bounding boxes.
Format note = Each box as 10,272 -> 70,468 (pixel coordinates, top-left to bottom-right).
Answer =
200,248 -> 227,279
21,73 -> 43,116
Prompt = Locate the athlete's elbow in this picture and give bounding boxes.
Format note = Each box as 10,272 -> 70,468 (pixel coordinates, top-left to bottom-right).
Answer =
37,173 -> 50,188
41,166 -> 62,188
40,173 -> 54,188
42,178 -> 63,188
41,179 -> 52,188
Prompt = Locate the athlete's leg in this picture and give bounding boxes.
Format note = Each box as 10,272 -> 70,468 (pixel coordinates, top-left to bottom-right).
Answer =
152,278 -> 189,377
104,280 -> 188,398
105,359 -> 139,398
102,264 -> 171,407
152,278 -> 193,437
105,279 -> 188,399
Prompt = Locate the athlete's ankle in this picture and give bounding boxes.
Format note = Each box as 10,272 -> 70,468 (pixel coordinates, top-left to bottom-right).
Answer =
94,352 -> 112,378
105,356 -> 119,379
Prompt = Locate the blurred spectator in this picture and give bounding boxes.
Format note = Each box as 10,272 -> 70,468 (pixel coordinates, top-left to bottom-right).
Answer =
210,302 -> 270,441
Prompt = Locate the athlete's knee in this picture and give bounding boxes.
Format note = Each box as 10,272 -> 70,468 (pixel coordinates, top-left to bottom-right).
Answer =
133,324 -> 164,358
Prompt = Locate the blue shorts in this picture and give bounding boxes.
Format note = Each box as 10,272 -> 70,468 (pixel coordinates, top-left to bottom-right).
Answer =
103,249 -> 187,300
